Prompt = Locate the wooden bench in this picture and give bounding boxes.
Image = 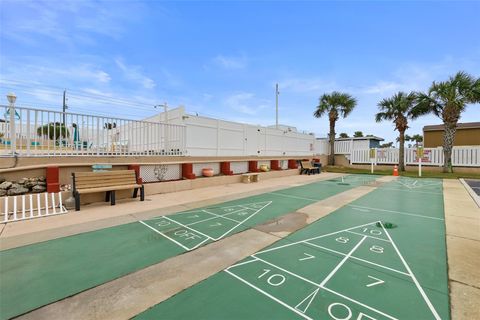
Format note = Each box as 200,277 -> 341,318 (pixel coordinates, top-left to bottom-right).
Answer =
241,173 -> 260,183
300,161 -> 320,175
72,170 -> 144,211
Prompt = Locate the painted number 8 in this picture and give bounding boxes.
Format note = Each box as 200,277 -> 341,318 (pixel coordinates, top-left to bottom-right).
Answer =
369,245 -> 384,254
335,237 -> 349,244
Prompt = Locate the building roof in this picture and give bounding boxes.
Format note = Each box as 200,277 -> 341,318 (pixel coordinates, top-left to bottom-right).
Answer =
316,136 -> 384,141
423,122 -> 480,131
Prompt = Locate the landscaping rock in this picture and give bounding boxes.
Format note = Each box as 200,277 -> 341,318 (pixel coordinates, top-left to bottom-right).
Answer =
0,189 -> 6,197
32,185 -> 47,193
0,181 -> 12,190
24,179 -> 38,189
37,181 -> 47,186
7,184 -> 29,196
38,176 -> 46,182
18,178 -> 28,185
0,177 -> 5,184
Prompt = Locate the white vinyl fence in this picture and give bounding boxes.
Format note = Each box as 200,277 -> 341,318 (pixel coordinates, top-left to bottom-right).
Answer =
0,105 -> 186,157
351,147 -> 480,167
2,192 -> 67,222
183,115 -> 315,156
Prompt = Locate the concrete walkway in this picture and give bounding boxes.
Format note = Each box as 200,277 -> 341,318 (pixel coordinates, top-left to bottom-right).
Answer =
443,179 -> 480,320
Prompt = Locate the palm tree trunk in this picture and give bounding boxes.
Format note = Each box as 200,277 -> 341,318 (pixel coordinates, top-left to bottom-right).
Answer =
443,123 -> 456,173
398,130 -> 405,171
328,120 -> 335,165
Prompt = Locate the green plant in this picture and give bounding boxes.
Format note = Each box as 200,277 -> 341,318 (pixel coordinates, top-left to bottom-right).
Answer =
37,122 -> 70,141
314,91 -> 357,165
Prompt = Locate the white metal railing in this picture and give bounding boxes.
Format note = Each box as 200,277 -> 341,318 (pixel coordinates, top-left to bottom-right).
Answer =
350,147 -> 480,167
0,105 -> 186,157
2,192 -> 67,222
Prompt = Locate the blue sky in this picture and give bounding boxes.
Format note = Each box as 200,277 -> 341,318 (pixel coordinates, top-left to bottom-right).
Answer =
1,0 -> 479,143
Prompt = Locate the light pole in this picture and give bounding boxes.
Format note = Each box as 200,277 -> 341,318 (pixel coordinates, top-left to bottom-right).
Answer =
275,83 -> 279,129
154,102 -> 169,154
6,92 -> 17,153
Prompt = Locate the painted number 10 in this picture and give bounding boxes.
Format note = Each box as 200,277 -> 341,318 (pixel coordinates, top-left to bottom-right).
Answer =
258,269 -> 286,287
362,228 -> 382,236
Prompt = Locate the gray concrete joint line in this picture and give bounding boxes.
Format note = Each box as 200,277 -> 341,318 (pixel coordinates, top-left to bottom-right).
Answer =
449,279 -> 480,291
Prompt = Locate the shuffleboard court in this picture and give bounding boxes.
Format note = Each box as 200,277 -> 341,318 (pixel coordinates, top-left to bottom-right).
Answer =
135,177 -> 449,320
0,174 -> 377,320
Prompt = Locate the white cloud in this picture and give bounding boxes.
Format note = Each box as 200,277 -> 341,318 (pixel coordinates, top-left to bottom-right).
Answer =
0,0 -> 145,46
280,77 -> 337,93
115,58 -> 156,89
360,81 -> 402,95
213,54 -> 248,70
224,93 -> 269,115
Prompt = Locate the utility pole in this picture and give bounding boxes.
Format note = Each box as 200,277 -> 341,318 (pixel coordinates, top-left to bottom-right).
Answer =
62,89 -> 68,128
275,83 -> 279,129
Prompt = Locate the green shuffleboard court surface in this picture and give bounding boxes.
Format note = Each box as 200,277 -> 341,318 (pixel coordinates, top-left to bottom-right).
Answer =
0,174 -> 378,320
135,177 -> 449,320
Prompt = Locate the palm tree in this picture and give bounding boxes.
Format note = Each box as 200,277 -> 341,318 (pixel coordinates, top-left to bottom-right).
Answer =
413,71 -> 480,172
314,92 -> 357,165
375,92 -> 417,171
353,131 -> 364,137
408,134 -> 423,148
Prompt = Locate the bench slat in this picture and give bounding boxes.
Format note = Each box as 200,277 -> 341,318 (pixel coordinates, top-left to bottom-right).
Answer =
74,173 -> 135,182
76,179 -> 136,188
77,184 -> 141,194
75,176 -> 136,184
74,170 -> 136,177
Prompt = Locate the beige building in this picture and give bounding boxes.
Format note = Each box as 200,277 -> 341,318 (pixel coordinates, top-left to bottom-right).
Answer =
423,122 -> 480,147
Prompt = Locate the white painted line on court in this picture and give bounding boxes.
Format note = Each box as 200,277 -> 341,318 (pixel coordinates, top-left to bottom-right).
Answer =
255,221 -> 380,255
304,241 -> 410,276
186,207 -> 250,226
347,204 -> 445,221
295,288 -> 320,313
202,209 -> 243,224
351,207 -> 370,212
346,230 -> 390,242
224,269 -> 313,320
320,286 -> 398,320
366,275 -> 385,287
380,223 -> 442,320
211,201 -> 272,241
396,180 -> 413,189
268,192 -> 320,202
139,220 -> 193,251
163,216 -> 215,240
377,188 -> 443,195
319,236 -> 366,287
227,257 -> 260,269
251,256 -> 322,288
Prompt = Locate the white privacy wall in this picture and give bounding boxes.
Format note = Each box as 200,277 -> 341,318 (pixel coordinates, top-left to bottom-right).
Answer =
182,114 -> 315,157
